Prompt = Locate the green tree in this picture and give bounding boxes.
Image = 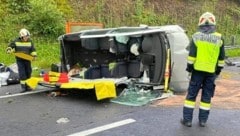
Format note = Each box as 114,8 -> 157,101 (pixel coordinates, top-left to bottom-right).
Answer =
28,0 -> 65,39
54,0 -> 73,20
5,0 -> 31,14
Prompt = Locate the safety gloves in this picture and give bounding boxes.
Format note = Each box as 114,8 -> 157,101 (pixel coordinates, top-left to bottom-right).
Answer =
186,63 -> 193,73
215,67 -> 222,75
33,56 -> 37,61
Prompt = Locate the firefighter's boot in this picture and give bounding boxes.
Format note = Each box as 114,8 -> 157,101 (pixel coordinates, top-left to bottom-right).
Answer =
180,118 -> 192,127
20,84 -> 27,93
26,84 -> 32,91
199,121 -> 206,127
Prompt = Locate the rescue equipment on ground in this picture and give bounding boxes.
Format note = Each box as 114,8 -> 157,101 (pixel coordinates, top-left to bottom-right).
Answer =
43,71 -> 69,83
164,49 -> 171,92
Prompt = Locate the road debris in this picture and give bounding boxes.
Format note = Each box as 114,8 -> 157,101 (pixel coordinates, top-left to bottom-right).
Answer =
56,117 -> 70,124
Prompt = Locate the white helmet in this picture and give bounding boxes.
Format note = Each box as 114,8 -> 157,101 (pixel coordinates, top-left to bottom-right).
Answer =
19,28 -> 30,38
198,12 -> 216,26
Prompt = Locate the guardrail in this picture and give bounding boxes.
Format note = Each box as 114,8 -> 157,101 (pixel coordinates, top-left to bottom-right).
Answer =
225,45 -> 240,50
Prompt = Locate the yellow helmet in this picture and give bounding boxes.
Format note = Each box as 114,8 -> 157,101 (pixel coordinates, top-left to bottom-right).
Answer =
19,28 -> 30,38
198,12 -> 216,26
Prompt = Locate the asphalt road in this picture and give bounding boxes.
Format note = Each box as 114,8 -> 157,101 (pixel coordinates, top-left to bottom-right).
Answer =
1,57 -> 240,136
1,83 -> 240,136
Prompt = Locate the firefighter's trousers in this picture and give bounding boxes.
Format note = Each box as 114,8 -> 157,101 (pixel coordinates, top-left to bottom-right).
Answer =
16,59 -> 32,90
183,70 -> 216,123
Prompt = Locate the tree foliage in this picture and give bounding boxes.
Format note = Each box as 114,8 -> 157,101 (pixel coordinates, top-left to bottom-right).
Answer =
54,0 -> 73,20
67,0 -> 240,44
0,0 -> 67,43
28,0 -> 65,38
5,0 -> 31,14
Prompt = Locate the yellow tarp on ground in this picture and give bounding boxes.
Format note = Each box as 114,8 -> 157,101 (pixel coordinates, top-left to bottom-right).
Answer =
60,79 -> 116,100
60,81 -> 95,89
94,80 -> 116,100
26,77 -> 116,100
26,77 -> 43,89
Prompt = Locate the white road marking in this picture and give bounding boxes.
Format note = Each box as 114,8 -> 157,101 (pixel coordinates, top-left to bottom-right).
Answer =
0,90 -> 49,99
68,118 -> 136,136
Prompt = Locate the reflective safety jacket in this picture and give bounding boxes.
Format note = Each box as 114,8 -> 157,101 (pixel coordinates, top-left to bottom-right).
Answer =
8,37 -> 37,60
187,32 -> 225,73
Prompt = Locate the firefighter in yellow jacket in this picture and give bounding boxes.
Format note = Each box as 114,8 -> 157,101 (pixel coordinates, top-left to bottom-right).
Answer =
6,28 -> 37,93
181,12 -> 225,127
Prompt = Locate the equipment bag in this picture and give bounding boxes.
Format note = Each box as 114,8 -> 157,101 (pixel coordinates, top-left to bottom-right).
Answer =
7,71 -> 20,85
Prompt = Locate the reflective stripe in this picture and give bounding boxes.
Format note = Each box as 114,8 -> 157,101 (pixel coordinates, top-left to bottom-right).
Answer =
218,60 -> 225,67
187,56 -> 196,64
187,60 -> 194,64
184,100 -> 195,109
20,80 -> 26,84
16,42 -> 31,47
199,101 -> 211,110
193,32 -> 222,45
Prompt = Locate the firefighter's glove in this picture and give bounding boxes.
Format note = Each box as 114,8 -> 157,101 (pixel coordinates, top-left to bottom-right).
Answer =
215,67 -> 222,75
6,47 -> 13,54
186,63 -> 193,73
33,56 -> 37,61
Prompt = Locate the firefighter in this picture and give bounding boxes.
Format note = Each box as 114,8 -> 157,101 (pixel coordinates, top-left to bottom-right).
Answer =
181,12 -> 225,127
6,28 -> 37,93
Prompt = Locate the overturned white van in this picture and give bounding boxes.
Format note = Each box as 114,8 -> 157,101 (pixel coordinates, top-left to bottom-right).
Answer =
55,25 -> 189,94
